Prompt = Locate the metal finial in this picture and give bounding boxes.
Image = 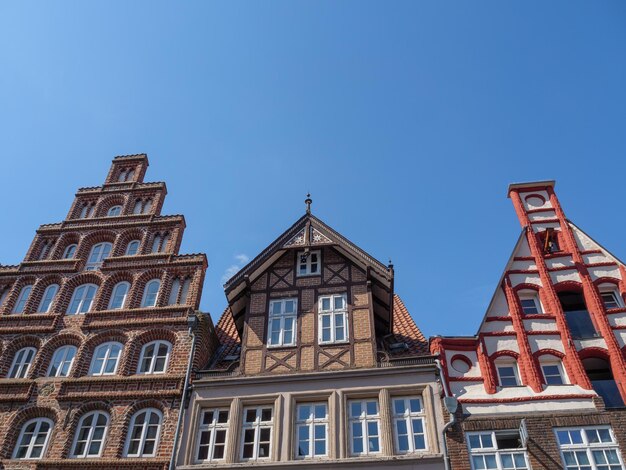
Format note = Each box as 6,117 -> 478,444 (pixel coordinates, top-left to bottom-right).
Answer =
305,193 -> 312,214
388,258 -> 394,270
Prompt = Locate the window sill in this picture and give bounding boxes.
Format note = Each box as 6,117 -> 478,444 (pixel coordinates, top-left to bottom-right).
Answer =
319,340 -> 350,346
296,273 -> 322,278
267,344 -> 297,350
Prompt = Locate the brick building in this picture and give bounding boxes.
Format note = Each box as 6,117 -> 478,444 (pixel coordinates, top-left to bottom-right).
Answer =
431,181 -> 626,470
175,199 -> 447,469
0,155 -> 213,470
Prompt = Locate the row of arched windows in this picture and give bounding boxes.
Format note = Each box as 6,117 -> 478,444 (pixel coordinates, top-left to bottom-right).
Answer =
13,407 -> 163,459
7,340 -> 172,379
0,274 -> 193,315
75,195 -> 154,220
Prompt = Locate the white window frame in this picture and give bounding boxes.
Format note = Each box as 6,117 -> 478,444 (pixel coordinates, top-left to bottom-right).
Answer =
8,347 -> 37,378
137,340 -> 171,374
12,285 -> 33,314
125,240 -> 140,256
495,359 -> 521,387
108,281 -> 130,310
67,284 -> 98,315
392,396 -> 428,454
297,250 -> 321,276
47,345 -> 77,377
518,290 -> 542,315
63,244 -> 77,259
599,286 -> 622,310
71,411 -> 109,458
194,408 -> 229,463
318,294 -> 348,344
348,399 -> 381,456
107,205 -> 122,217
555,426 -> 625,470
141,279 -> 161,308
37,284 -> 59,313
89,342 -> 123,376
85,242 -> 112,270
13,418 -> 54,460
467,430 -> 530,470
267,298 -> 297,347
295,402 -> 328,459
539,357 -> 568,386
240,406 -> 274,461
124,408 -> 163,458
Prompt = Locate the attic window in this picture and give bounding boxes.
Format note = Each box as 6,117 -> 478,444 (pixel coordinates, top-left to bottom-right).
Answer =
297,250 -> 320,276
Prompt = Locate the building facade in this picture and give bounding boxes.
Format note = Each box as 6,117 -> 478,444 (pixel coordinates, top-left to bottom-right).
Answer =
0,155 -> 212,470
176,203 -> 447,469
431,181 -> 626,470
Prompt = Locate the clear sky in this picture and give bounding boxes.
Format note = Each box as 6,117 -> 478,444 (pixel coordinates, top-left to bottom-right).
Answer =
1,1 -> 625,337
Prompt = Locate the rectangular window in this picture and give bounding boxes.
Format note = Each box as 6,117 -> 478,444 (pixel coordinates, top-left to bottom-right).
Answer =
467,430 -> 530,470
348,399 -> 381,456
392,397 -> 427,453
555,426 -> 625,470
496,363 -> 520,387
267,299 -> 297,347
241,406 -> 273,461
600,292 -> 621,310
318,294 -> 348,344
298,250 -> 321,276
295,403 -> 328,459
541,363 -> 565,385
195,408 -> 229,462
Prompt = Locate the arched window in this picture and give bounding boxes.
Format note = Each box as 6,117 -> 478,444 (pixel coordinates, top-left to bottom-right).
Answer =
168,277 -> 191,305
127,169 -> 135,181
133,200 -> 143,214
47,345 -> 77,377
494,357 -> 520,387
539,355 -> 567,385
79,203 -> 94,219
107,206 -> 122,217
151,232 -> 169,254
38,240 -> 55,260
143,199 -> 152,213
138,340 -> 171,374
37,284 -> 59,313
71,411 -> 109,458
12,285 -> 33,314
13,418 -> 53,459
67,284 -> 98,315
168,279 -> 181,305
125,408 -> 162,457
63,244 -> 77,259
180,278 -> 191,304
109,282 -> 130,310
126,240 -> 141,256
118,169 -> 128,182
89,342 -> 123,376
8,347 -> 37,378
86,242 -> 112,270
141,280 -> 161,308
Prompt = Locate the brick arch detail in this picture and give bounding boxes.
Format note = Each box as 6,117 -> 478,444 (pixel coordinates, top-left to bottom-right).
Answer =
115,400 -> 168,458
489,350 -> 520,361
50,232 -> 81,259
75,230 -> 118,264
128,269 -> 167,309
1,275 -> 38,315
123,329 -> 178,375
533,348 -> 566,360
60,401 -> 113,458
32,332 -> 84,378
74,330 -> 129,377
28,274 -> 65,314
552,280 -> 584,293
55,272 -> 104,315
113,229 -> 146,257
0,406 -> 58,459
95,271 -> 136,311
0,335 -> 43,378
94,194 -> 127,218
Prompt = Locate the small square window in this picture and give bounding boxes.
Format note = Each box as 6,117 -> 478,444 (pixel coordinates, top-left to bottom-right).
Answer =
297,250 -> 321,276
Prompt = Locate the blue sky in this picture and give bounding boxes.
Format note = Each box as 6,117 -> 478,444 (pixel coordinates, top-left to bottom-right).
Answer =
1,1 -> 625,337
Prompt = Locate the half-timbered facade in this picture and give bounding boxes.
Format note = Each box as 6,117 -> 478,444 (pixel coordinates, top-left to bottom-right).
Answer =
0,155 -> 213,470
431,181 -> 626,470
176,201 -> 447,469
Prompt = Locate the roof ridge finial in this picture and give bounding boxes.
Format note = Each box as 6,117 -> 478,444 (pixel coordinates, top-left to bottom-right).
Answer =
305,193 -> 312,214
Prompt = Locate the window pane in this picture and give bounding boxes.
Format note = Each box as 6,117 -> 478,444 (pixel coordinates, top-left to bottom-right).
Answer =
350,402 -> 362,418
394,399 -> 405,415
321,298 -> 331,311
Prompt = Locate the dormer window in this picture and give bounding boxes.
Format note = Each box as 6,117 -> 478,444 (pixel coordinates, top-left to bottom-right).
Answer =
298,250 -> 320,276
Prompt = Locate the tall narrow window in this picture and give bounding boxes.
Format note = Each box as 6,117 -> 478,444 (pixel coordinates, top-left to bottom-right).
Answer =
143,199 -> 152,213
107,206 -> 122,217
180,278 -> 191,304
559,291 -> 598,339
195,409 -> 229,463
126,240 -> 140,256
151,235 -> 162,253
495,359 -> 521,387
125,409 -> 162,457
63,244 -> 77,259
267,298 -> 297,347
8,347 -> 37,378
0,286 -> 10,308
86,243 -> 112,270
392,397 -> 427,453
555,427 -> 624,470
160,233 -> 170,252
118,170 -> 128,182
467,431 -> 530,470
133,200 -> 143,215
241,406 -> 273,461
138,340 -> 171,374
168,278 -> 181,305
38,241 -> 54,260
80,204 -> 94,219
318,294 -> 348,344
298,250 -> 321,276
348,399 -> 381,456
72,411 -> 109,458
141,280 -> 161,308
13,418 -> 53,460
47,345 -> 77,377
37,284 -> 59,313
108,282 -> 130,310
295,403 -> 328,459
89,342 -> 123,376
67,284 -> 98,315
13,285 -> 33,314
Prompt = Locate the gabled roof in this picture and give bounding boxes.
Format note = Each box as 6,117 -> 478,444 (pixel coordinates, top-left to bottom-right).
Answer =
223,212 -> 392,300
